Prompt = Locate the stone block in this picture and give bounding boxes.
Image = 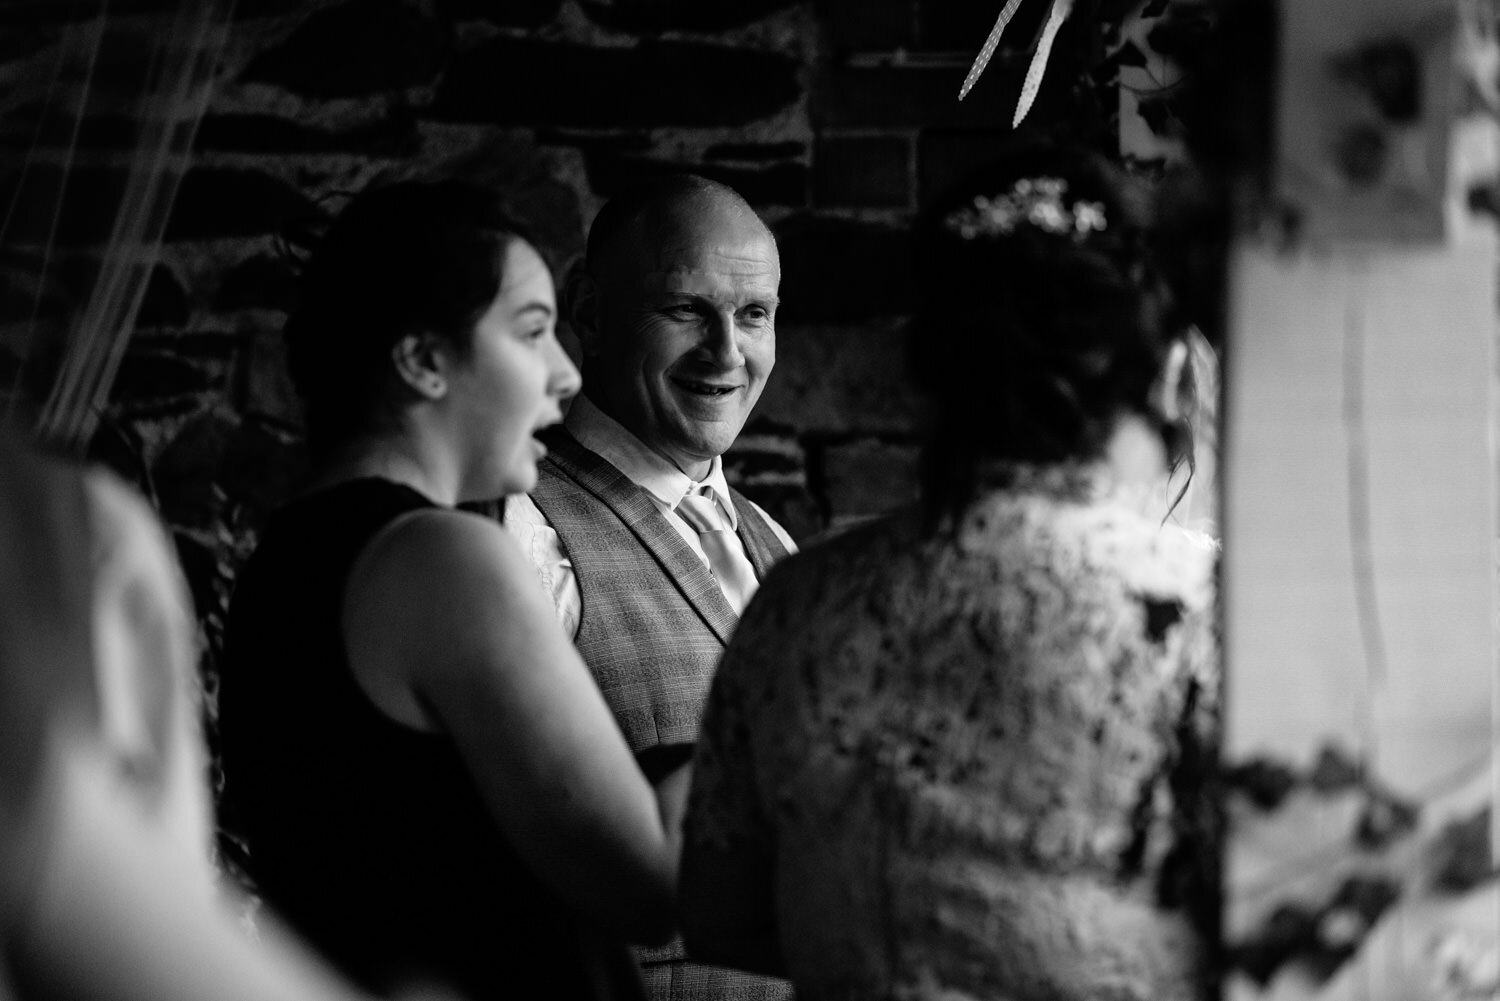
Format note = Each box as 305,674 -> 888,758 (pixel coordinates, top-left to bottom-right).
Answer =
705,141 -> 807,161
0,164 -> 128,246
220,414 -> 308,520
725,431 -> 805,481
739,480 -> 824,544
435,0 -> 561,28
813,133 -> 912,208
0,344 -> 19,385
821,436 -> 922,520
242,330 -> 303,427
1,18 -> 178,95
195,112 -> 421,156
755,321 -> 924,435
110,337 -> 236,419
725,429 -> 822,542
0,103 -> 138,151
577,0 -> 796,33
239,0 -> 449,99
164,167 -> 322,241
820,0 -> 914,52
12,0 -> 298,20
215,254 -> 298,313
152,408 -> 239,530
230,0 -> 307,17
811,56 -> 1027,129
917,128 -> 1014,206
916,0 -> 1045,52
0,252 -> 78,329
584,150 -> 807,206
772,213 -> 913,323
3,0 -> 175,22
0,24 -> 57,61
434,38 -> 800,128
136,263 -> 190,327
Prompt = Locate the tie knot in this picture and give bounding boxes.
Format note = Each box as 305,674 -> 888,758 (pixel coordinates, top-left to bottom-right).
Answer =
676,487 -> 726,534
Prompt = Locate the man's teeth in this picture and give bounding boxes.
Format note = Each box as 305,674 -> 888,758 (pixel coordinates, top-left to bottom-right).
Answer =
677,379 -> 735,395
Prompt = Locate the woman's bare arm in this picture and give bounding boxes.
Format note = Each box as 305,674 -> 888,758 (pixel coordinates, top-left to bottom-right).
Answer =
14,473 -> 386,1001
15,736 -> 384,1001
343,510 -> 680,944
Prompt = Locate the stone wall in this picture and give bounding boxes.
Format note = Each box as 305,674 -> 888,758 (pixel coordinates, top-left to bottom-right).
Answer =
1,0 -> 1129,683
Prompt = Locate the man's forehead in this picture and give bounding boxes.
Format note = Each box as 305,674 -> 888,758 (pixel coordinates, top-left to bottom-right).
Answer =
641,190 -> 771,244
644,244 -> 780,277
628,228 -> 780,291
596,191 -> 779,288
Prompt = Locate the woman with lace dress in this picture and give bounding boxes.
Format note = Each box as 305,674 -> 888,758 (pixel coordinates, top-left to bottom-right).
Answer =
679,143 -> 1220,1001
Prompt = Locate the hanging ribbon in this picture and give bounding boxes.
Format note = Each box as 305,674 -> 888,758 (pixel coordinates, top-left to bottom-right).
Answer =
1014,0 -> 1074,127
15,0 -> 237,452
958,0 -> 1026,100
957,0 -> 1078,129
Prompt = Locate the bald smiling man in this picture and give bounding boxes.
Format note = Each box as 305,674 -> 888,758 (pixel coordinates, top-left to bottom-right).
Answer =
504,175 -> 795,1001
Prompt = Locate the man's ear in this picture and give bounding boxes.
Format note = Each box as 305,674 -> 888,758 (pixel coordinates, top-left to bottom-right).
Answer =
391,332 -> 447,400
566,263 -> 602,359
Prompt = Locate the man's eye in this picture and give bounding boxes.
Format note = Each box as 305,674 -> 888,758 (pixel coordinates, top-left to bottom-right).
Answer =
741,306 -> 771,323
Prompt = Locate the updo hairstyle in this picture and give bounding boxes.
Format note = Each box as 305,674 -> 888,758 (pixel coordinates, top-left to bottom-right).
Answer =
283,180 -> 538,457
909,141 -> 1187,516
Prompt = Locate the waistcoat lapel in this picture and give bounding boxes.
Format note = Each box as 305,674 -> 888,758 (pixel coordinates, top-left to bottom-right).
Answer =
727,487 -> 790,580
537,428 -> 739,645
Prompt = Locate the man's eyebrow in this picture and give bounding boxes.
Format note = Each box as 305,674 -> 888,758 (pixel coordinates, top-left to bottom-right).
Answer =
656,291 -> 781,307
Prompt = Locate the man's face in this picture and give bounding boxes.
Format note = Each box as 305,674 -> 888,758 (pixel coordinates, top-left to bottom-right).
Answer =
587,199 -> 780,479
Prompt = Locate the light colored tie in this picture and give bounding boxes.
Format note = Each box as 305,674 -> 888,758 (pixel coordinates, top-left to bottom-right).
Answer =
674,486 -> 759,614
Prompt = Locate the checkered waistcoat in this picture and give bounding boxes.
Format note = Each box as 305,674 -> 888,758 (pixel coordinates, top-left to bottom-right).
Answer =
529,428 -> 791,752
528,428 -> 795,1001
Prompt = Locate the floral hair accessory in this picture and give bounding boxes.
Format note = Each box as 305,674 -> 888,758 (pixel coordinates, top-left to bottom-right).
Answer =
943,177 -> 1107,241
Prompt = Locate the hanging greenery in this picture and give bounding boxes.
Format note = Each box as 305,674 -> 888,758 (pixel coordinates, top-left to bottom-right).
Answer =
958,0 -> 1206,139
960,0 -> 1078,126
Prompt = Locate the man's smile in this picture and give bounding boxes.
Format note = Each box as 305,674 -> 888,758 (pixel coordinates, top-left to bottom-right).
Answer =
670,376 -> 741,397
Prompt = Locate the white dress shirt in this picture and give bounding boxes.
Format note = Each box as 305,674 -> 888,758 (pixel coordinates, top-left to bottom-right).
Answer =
505,394 -> 797,638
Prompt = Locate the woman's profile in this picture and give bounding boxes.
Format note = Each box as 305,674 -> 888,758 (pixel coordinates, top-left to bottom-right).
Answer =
218,181 -> 686,1001
679,143 -> 1220,1001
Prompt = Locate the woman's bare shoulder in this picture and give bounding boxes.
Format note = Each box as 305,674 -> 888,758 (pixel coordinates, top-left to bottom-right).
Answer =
341,508 -> 548,702
352,507 -> 535,601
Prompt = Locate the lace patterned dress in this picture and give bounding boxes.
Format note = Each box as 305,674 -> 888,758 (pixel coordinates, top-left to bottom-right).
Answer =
685,464 -> 1220,1001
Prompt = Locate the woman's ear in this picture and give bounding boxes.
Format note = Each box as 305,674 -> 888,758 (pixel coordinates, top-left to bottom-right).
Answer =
391,333 -> 447,400
1153,338 -> 1191,423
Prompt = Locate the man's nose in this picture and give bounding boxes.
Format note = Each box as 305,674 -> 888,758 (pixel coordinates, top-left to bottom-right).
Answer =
703,310 -> 746,368
547,337 -> 582,401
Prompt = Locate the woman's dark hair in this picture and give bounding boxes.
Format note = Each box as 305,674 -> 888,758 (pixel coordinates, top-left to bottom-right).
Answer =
283,180 -> 539,457
909,141 -> 1188,519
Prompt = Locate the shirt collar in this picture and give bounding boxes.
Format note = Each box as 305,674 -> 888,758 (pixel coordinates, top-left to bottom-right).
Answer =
565,394 -> 738,529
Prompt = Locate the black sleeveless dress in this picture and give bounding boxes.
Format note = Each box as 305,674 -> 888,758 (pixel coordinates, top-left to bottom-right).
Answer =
218,478 -> 644,1001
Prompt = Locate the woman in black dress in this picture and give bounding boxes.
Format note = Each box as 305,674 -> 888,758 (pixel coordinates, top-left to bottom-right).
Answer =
219,181 -> 683,1001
